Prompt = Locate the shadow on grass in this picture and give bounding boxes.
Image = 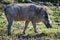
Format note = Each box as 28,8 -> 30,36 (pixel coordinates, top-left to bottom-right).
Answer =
16,33 -> 47,39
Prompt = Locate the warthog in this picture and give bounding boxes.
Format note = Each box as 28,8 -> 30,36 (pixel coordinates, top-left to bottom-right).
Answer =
4,3 -> 52,36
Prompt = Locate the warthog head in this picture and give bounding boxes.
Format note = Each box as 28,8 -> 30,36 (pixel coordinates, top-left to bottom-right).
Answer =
36,6 -> 52,28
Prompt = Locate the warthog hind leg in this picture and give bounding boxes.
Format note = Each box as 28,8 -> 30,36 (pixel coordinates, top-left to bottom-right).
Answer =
6,15 -> 13,36
23,20 -> 30,34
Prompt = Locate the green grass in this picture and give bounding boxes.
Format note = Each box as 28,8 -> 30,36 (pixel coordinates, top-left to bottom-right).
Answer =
0,6 -> 60,40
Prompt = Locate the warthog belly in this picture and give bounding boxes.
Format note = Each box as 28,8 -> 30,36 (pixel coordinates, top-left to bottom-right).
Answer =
14,15 -> 41,23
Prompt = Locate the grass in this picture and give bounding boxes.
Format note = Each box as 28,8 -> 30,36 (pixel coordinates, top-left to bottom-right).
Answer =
0,6 -> 60,40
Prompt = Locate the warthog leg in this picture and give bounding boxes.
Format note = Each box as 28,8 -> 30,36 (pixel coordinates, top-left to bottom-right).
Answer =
31,19 -> 37,33
7,20 -> 13,36
6,15 -> 13,36
23,20 -> 30,34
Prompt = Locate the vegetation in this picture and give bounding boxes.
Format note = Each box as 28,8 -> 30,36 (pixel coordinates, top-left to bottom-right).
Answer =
0,0 -> 60,40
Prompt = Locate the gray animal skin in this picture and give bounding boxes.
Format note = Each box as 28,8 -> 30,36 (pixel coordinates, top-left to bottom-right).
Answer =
4,3 -> 52,36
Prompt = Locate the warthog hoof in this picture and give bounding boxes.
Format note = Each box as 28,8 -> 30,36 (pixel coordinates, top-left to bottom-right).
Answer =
7,33 -> 12,36
35,31 -> 38,33
23,32 -> 25,34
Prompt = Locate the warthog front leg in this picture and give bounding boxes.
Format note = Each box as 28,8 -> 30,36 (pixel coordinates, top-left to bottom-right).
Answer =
23,20 -> 30,34
31,19 -> 37,33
